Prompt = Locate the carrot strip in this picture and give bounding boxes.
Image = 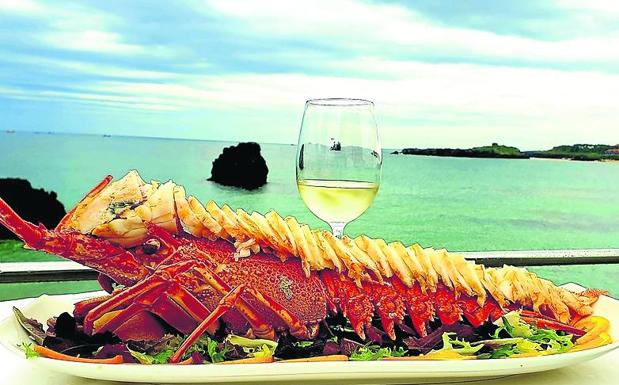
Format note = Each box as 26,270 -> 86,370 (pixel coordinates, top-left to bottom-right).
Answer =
277,355 -> 349,362
177,356 -> 194,365
33,345 -> 123,364
218,356 -> 274,365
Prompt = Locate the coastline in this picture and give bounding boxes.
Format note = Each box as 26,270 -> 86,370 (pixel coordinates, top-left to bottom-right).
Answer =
396,152 -> 528,160
396,145 -> 528,160
395,143 -> 619,163
397,153 -> 619,163
529,157 -> 619,163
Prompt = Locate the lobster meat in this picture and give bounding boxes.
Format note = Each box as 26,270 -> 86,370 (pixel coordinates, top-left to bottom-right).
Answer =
0,171 -> 602,362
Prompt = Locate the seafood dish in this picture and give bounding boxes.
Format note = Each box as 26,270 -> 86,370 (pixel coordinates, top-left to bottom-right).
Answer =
0,171 -> 612,365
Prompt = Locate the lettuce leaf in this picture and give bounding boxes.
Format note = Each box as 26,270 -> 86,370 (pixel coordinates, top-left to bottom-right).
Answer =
183,336 -> 228,363
128,348 -> 157,364
225,334 -> 277,358
292,341 -> 314,348
20,342 -> 40,359
436,333 -> 484,356
492,311 -> 534,338
528,328 -> 573,354
486,311 -> 574,357
205,337 -> 227,363
128,335 -> 228,364
349,345 -> 408,361
128,346 -> 176,364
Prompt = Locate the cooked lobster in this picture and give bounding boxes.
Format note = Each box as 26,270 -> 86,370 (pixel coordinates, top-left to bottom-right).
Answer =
0,171 -> 602,362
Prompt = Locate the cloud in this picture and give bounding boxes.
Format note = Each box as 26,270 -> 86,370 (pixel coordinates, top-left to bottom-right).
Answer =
205,0 -> 619,69
0,0 -> 43,13
0,0 -> 618,149
42,30 -> 143,54
28,60 -> 612,148
556,0 -> 619,15
0,0 -> 148,54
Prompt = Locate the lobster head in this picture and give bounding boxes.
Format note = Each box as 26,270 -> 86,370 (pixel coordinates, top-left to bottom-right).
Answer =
58,170 -> 180,248
0,171 -> 188,287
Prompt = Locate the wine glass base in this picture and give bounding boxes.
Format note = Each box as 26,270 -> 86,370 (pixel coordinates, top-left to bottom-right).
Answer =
329,222 -> 347,239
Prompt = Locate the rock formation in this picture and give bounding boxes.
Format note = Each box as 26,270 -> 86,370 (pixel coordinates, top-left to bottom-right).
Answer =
0,178 -> 66,239
208,142 -> 269,190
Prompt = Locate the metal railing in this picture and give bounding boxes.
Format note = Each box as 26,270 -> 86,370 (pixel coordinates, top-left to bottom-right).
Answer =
2,248 -> 619,284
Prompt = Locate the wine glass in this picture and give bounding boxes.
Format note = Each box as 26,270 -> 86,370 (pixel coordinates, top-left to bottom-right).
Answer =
296,98 -> 382,238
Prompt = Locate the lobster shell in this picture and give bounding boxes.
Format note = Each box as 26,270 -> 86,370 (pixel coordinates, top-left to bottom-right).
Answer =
0,171 -> 602,360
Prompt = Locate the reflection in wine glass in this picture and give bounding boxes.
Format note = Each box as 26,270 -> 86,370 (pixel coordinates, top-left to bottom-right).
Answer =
296,98 -> 382,238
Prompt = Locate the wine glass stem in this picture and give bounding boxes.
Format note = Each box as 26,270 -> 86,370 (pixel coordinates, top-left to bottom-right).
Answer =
329,222 -> 346,239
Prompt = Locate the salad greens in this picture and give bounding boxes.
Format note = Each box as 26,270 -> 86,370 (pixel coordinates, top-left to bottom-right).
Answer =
126,335 -> 228,364
292,341 -> 315,348
128,348 -> 174,365
430,311 -> 574,359
225,334 -> 278,358
17,304 -> 583,364
437,333 -> 484,355
350,345 -> 408,361
20,342 -> 40,359
125,334 -> 279,364
488,311 -> 574,356
184,336 -> 229,363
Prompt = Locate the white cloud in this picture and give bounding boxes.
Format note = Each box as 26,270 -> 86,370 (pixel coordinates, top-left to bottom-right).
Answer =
0,0 -> 43,14
0,0 -> 144,54
41,30 -> 143,54
40,57 -> 172,80
556,0 -> 619,15
206,0 -> 619,64
0,85 -> 178,112
29,58 -> 613,148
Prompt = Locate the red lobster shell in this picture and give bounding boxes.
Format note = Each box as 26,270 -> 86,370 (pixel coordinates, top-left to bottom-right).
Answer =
0,171 -> 601,362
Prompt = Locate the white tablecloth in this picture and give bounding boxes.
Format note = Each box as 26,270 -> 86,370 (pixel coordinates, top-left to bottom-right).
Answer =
0,295 -> 617,385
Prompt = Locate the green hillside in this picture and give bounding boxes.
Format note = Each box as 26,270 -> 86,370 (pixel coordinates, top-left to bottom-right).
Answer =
471,143 -> 524,157
527,144 -> 619,161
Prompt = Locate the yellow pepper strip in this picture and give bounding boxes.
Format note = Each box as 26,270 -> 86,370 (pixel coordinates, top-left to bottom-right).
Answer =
217,356 -> 274,365
571,332 -> 612,352
574,316 -> 611,346
277,355 -> 349,363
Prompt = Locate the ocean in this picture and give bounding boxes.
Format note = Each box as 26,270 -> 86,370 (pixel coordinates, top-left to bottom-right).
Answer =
1,131 -> 619,252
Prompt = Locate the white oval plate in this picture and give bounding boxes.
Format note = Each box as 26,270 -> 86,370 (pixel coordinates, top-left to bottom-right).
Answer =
0,283 -> 617,384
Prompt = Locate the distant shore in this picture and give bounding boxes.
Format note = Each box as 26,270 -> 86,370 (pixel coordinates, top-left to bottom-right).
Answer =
529,157 -> 619,163
394,144 -> 527,159
393,143 -> 619,162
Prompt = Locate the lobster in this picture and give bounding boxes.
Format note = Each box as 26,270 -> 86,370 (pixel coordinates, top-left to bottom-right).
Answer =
0,171 -> 602,363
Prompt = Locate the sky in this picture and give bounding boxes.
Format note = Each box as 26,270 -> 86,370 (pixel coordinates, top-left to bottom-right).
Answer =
1,0 -> 618,150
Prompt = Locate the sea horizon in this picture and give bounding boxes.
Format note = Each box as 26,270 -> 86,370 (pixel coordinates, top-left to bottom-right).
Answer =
5,130 -> 618,155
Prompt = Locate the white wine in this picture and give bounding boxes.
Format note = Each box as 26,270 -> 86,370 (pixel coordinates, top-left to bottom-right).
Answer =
297,179 -> 379,224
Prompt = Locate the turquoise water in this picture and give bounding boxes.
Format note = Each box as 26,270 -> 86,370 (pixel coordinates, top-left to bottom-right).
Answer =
1,131 -> 619,252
